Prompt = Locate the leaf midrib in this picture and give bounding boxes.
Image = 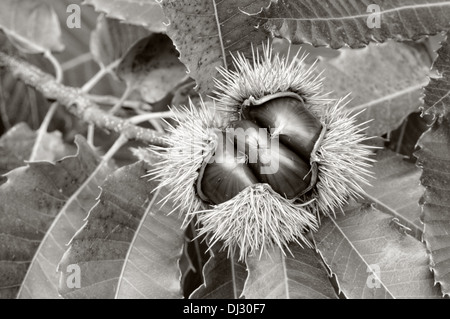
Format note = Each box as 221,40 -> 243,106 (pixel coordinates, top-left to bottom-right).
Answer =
263,2 -> 450,22
326,217 -> 394,299
212,0 -> 227,70
16,145 -> 108,298
281,252 -> 290,299
113,187 -> 162,299
350,82 -> 428,113
230,254 -> 239,299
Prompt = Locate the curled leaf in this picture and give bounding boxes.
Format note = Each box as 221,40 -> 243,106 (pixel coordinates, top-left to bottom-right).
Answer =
0,0 -> 64,54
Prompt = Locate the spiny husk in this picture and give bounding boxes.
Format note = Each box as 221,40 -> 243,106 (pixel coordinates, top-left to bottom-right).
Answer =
146,99 -> 223,224
213,42 -> 375,220
190,183 -> 318,261
302,97 -> 376,221
149,43 -> 375,260
188,98 -> 375,261
213,41 -> 329,119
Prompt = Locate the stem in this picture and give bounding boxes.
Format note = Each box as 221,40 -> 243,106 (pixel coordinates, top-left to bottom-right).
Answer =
395,117 -> 408,154
130,112 -> 169,133
96,83 -> 134,145
44,51 -> 63,84
29,51 -> 63,161
0,52 -> 168,147
27,87 -> 39,129
110,85 -> 133,115
81,59 -> 120,94
149,119 -> 165,133
29,102 -> 59,161
0,77 -> 11,130
61,52 -> 92,71
87,124 -> 96,148
87,94 -> 152,111
129,111 -> 180,124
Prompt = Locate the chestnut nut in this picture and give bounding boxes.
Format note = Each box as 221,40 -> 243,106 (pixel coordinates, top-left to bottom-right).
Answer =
197,95 -> 323,205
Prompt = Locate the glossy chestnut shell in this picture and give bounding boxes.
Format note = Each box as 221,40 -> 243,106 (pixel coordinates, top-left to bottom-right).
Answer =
197,95 -> 323,205
197,131 -> 258,204
242,96 -> 322,162
230,120 -> 311,199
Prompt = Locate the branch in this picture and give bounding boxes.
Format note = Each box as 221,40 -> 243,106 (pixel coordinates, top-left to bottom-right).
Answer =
0,51 -> 169,147
86,94 -> 152,111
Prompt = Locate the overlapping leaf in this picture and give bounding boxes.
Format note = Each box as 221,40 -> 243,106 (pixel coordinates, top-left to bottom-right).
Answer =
423,32 -> 450,117
117,33 -> 187,103
362,149 -> 424,239
319,41 -> 431,136
83,0 -> 167,33
0,1 -> 117,134
16,137 -> 112,299
255,0 -> 450,49
0,0 -> 64,54
0,136 -> 105,299
242,245 -> 337,299
53,0 -> 122,96
58,162 -> 184,299
315,203 -> 441,298
171,80 -> 200,108
190,245 -> 246,299
387,112 -> 432,159
90,15 -> 152,69
415,31 -> 450,296
160,0 -> 270,94
179,222 -> 209,298
0,123 -> 74,175
416,115 -> 450,296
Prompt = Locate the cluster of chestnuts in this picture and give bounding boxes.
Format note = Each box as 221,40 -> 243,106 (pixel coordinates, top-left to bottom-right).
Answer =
198,93 -> 323,205
149,44 -> 374,260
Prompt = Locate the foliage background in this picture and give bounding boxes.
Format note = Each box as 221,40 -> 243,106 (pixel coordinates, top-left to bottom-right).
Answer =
0,0 -> 449,299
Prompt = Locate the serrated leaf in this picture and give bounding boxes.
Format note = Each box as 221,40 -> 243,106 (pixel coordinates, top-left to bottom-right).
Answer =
319,41 -> 431,136
52,0 -> 122,99
171,80 -> 200,108
387,112 -> 433,159
0,123 -> 74,175
160,0 -> 270,94
256,0 -> 450,49
0,1 -> 115,135
423,32 -> 450,117
242,245 -> 337,299
416,33 -> 450,295
116,33 -> 187,103
362,149 -> 424,239
180,221 -> 209,298
179,239 -> 198,297
415,115 -> 450,296
191,245 -> 246,299
315,203 -> 441,299
83,0 -> 167,33
0,0 -> 64,54
90,15 -> 152,69
0,136 -> 107,299
58,162 -> 184,299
